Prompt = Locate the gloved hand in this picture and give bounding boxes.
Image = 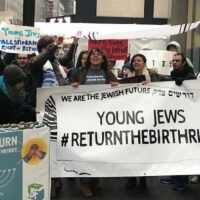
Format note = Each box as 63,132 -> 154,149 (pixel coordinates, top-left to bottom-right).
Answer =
175,78 -> 184,86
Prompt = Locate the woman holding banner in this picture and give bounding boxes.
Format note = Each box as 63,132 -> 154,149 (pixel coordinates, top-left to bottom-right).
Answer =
121,53 -> 149,191
68,50 -> 89,81
71,48 -> 118,87
119,53 -> 151,84
71,48 -> 118,197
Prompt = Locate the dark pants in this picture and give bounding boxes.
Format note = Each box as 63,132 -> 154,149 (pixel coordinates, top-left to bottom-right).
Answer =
80,178 -> 99,184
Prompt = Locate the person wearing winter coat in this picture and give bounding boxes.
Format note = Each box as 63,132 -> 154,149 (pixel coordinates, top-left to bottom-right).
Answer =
71,48 -> 118,86
159,52 -> 196,191
0,64 -> 35,124
10,53 -> 36,109
27,36 -> 78,107
122,54 -> 149,191
170,52 -> 196,85
150,52 -> 195,84
120,53 -> 151,84
71,48 -> 118,198
166,41 -> 194,69
29,36 -> 78,88
0,51 -> 6,75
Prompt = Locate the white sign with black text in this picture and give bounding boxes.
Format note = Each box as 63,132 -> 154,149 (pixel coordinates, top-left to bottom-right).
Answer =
52,81 -> 200,177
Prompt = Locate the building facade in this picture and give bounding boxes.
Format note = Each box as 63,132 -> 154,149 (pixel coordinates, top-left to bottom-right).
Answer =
0,0 -> 200,70
35,0 -> 65,22
71,0 -> 169,24
170,0 -> 200,72
0,0 -> 23,24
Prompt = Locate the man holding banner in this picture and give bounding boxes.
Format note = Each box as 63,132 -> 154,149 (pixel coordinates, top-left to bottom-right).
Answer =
170,52 -> 196,86
160,52 -> 196,191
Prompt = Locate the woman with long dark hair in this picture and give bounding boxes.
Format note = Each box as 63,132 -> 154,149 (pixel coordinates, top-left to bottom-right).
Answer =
71,48 -> 118,197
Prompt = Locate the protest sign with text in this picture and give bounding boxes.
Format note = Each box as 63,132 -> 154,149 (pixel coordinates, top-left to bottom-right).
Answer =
51,81 -> 200,177
0,22 -> 40,54
139,50 -> 175,75
88,39 -> 128,61
0,127 -> 50,199
36,82 -> 200,177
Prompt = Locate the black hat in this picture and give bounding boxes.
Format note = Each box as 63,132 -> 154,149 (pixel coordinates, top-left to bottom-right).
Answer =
3,64 -> 26,87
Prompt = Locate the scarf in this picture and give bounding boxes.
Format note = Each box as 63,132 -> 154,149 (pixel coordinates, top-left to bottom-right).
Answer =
128,67 -> 151,82
42,60 -> 68,87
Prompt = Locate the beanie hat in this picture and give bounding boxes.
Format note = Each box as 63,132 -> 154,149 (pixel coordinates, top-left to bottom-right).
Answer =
3,64 -> 26,87
123,63 -> 131,69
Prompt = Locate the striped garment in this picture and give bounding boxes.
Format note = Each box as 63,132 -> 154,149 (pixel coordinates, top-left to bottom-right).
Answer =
43,95 -> 57,141
42,60 -> 68,87
42,68 -> 58,87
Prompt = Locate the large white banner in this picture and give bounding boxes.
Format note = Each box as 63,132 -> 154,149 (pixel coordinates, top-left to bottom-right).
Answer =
37,81 -> 200,177
35,21 -> 200,39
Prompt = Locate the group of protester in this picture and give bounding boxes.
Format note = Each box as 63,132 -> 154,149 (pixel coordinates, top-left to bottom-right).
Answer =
0,35 -> 198,197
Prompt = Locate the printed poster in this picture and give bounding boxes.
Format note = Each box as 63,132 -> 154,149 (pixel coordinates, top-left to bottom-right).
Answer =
0,127 -> 50,200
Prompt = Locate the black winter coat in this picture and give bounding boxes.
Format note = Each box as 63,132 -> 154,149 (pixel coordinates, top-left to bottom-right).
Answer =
0,91 -> 35,124
170,65 -> 196,81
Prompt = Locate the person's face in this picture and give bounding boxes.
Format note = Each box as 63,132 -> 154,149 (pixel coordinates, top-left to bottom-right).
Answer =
90,50 -> 104,67
17,54 -> 28,69
13,81 -> 24,92
172,55 -> 183,70
123,68 -> 130,75
168,46 -> 177,52
81,53 -> 88,67
107,61 -> 115,70
133,56 -> 145,71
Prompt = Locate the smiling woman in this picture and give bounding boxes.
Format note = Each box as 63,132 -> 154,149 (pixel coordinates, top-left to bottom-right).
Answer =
70,47 -> 118,197
87,48 -> 107,70
71,48 -> 118,86
123,53 -> 151,84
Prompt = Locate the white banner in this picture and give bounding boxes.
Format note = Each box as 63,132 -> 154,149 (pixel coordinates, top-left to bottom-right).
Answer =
37,81 -> 200,177
139,50 -> 175,75
0,22 -> 40,54
35,21 -> 200,39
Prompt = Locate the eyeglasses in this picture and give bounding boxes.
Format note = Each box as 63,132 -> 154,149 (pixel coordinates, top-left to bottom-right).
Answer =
17,57 -> 28,60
